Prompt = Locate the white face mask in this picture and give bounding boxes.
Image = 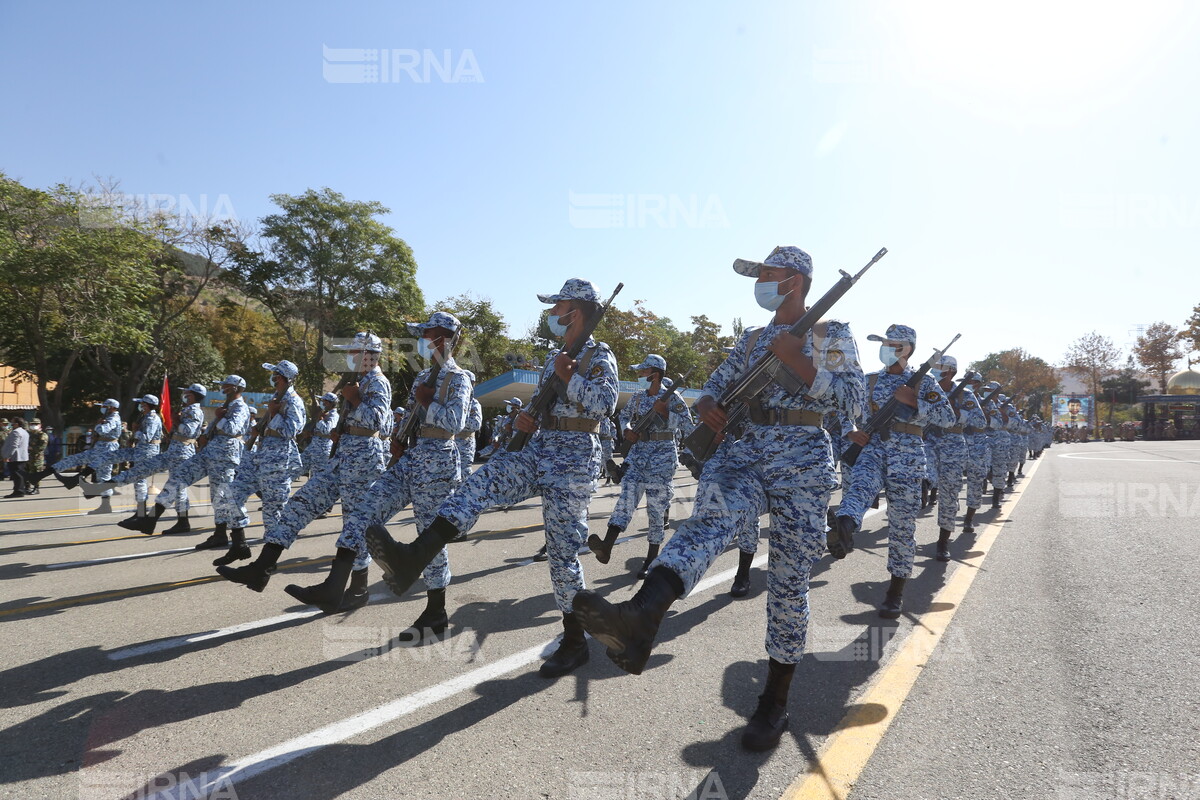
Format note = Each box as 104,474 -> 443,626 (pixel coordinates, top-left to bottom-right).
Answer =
637,376 -> 653,390
754,280 -> 791,311
879,345 -> 900,367
345,353 -> 359,372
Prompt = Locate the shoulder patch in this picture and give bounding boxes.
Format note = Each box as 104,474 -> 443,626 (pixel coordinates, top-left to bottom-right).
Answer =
925,390 -> 940,402
825,348 -> 846,369
963,400 -> 977,409
589,364 -> 605,378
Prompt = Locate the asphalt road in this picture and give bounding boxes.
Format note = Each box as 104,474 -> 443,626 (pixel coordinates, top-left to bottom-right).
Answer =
1,441 -> 1194,799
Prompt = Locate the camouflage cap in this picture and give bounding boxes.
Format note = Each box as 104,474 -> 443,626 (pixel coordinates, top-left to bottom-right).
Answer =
407,311 -> 463,337
733,245 -> 814,278
506,397 -> 523,408
263,360 -> 300,381
935,355 -> 957,370
137,394 -> 160,406
331,332 -> 384,353
30,418 -> 41,425
867,324 -> 917,346
630,354 -> 667,372
95,398 -> 120,410
219,375 -> 247,389
182,383 -> 207,397
537,278 -> 602,305
982,381 -> 1002,393
318,392 -> 338,405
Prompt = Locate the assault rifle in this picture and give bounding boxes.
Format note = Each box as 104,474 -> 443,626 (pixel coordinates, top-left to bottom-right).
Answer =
617,368 -> 694,457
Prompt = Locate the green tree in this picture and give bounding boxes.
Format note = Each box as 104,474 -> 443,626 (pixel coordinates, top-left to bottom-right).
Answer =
1101,355 -> 1151,404
1134,321 -> 1184,393
968,348 -> 1061,417
431,293 -> 512,380
0,175 -> 159,429
223,188 -> 425,399
1062,332 -> 1121,405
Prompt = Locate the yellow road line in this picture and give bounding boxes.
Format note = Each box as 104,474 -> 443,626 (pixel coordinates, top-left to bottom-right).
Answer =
781,457 -> 1043,800
0,556 -> 335,618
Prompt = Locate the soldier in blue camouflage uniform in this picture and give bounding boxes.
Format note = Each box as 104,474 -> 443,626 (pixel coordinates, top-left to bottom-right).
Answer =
589,354 -> 690,579
921,432 -> 939,509
39,399 -> 124,514
367,279 -> 619,679
218,333 -> 391,613
358,312 -> 471,628
130,376 -> 251,537
213,361 -> 307,567
570,246 -> 865,751
91,384 -> 207,533
979,381 -> 1008,510
302,392 -> 339,478
834,324 -> 955,618
927,356 -> 969,561
957,373 -> 990,535
457,371 -> 482,477
77,394 -> 163,521
999,394 -> 1021,490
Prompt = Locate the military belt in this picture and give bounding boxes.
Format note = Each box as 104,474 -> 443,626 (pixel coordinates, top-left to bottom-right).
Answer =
343,426 -> 380,438
546,416 -> 601,434
263,428 -> 294,440
312,432 -> 331,439
892,422 -> 924,436
642,431 -> 676,441
418,426 -> 454,440
747,407 -> 823,427
962,426 -> 984,436
942,425 -> 963,434
455,431 -> 475,440
176,438 -> 198,446
139,438 -> 162,445
97,436 -> 118,442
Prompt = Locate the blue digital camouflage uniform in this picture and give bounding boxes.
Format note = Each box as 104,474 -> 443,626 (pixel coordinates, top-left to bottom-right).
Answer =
457,397 -> 482,477
958,387 -> 991,510
598,415 -> 616,477
1003,402 -> 1023,477
981,391 -> 1009,485
609,384 -> 691,545
111,400 -> 204,513
930,389 -> 968,531
52,407 -> 124,497
264,367 -> 391,570
654,318 -> 865,663
437,339 -> 619,613
159,396 -> 252,526
302,405 -> 338,477
363,358 -> 471,590
922,435 -> 939,487
837,366 -> 955,578
230,385 -> 306,531
90,407 -> 163,502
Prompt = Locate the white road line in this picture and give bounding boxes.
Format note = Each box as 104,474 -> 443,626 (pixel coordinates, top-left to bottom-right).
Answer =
139,504 -> 887,799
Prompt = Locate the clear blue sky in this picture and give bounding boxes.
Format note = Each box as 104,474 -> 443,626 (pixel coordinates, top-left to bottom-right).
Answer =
3,1 -> 1198,374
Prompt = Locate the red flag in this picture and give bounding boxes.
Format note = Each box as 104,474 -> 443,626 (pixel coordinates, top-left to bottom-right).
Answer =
161,373 -> 173,432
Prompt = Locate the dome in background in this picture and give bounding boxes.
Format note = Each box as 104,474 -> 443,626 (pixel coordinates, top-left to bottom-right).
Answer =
1166,369 -> 1200,395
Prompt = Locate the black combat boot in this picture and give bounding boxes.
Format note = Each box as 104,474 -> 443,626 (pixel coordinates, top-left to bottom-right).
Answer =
194,522 -> 228,550
539,612 -> 590,678
920,480 -> 930,509
162,512 -> 192,534
217,542 -> 282,592
284,547 -> 356,613
1006,471 -> 1015,489
532,543 -> 549,562
741,658 -> 796,752
337,567 -> 370,612
366,517 -> 459,598
935,529 -> 952,562
828,515 -> 857,560
404,587 -> 449,639
963,507 -> 977,534
991,487 -> 1002,510
88,496 -> 113,515
212,526 -> 250,566
636,543 -> 660,580
588,523 -> 623,564
880,576 -> 906,619
729,549 -> 754,598
120,502 -> 164,534
57,471 -> 81,491
572,566 -> 684,675
928,487 -> 938,506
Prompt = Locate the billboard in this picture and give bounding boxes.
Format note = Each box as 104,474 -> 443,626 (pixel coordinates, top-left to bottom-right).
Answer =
1052,395 -> 1092,428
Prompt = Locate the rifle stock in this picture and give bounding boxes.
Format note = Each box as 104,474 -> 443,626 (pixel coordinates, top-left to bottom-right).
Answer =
508,283 -> 624,452
683,248 -> 888,462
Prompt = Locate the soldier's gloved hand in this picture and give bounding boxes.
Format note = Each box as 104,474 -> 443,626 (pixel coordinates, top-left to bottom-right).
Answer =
554,352 -> 578,384
696,396 -> 727,432
515,411 -> 540,434
894,385 -> 918,409
848,430 -> 871,446
653,399 -> 669,418
414,385 -> 435,408
623,429 -> 639,443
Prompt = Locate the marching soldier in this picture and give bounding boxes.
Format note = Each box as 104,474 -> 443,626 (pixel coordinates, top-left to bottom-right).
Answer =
457,371 -> 483,477
217,333 -> 391,613
568,246 -> 865,750
979,382 -> 1008,510
367,279 -> 619,679
958,373 -> 990,534
35,399 -> 124,514
589,354 -> 690,578
833,324 -> 954,618
88,383 -> 206,534
102,395 -> 164,522
928,357 -> 970,560
302,392 -> 339,477
214,362 -> 307,567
